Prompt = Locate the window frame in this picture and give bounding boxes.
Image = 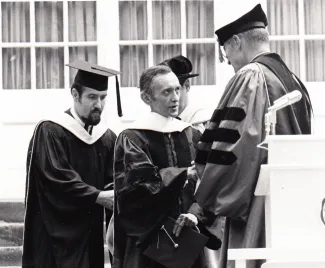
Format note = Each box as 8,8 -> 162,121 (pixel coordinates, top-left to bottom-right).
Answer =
267,0 -> 325,82
117,0 -> 220,86
265,0 -> 325,131
1,0 -> 324,125
115,0 -> 237,120
0,0 -> 119,124
0,0 -> 102,91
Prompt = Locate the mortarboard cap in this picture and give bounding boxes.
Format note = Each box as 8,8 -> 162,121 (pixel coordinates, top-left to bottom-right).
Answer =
143,217 -> 208,268
215,0 -> 268,46
159,55 -> 199,84
66,60 -> 123,117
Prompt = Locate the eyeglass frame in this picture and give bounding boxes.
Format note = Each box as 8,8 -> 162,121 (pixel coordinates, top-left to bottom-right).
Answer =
219,36 -> 234,62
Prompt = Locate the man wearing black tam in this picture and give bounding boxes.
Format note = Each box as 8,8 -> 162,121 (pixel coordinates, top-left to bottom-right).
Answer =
22,60 -> 120,268
193,1 -> 313,268
159,55 -> 214,134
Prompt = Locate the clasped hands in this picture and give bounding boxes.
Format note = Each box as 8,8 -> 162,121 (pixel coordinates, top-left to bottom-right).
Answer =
173,213 -> 198,237
187,161 -> 198,181
96,190 -> 114,210
173,162 -> 199,237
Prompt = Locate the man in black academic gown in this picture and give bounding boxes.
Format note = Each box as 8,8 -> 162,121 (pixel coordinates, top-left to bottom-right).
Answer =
112,65 -> 220,268
193,1 -> 313,268
22,60 -> 121,268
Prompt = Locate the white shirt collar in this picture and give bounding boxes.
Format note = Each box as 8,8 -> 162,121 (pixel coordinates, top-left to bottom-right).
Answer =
36,112 -> 110,144
130,112 -> 191,133
70,106 -> 85,127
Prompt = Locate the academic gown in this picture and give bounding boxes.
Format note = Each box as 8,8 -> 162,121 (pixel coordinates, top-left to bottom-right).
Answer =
22,110 -> 116,268
112,112 -> 219,268
194,53 -> 312,268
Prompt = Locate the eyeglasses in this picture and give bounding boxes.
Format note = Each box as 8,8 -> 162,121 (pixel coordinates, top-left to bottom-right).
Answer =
218,37 -> 233,63
218,43 -> 227,63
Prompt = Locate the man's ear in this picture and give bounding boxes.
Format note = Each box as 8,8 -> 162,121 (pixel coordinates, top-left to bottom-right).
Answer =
141,92 -> 152,105
232,35 -> 241,49
71,88 -> 79,102
184,80 -> 190,92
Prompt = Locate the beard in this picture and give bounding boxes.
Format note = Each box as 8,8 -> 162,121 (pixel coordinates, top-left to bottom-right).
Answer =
82,109 -> 102,126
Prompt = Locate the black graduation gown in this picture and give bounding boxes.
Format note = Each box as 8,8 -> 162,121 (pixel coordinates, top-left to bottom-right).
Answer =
22,116 -> 116,268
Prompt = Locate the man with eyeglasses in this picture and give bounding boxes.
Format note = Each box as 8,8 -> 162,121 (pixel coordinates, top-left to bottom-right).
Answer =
193,1 -> 312,268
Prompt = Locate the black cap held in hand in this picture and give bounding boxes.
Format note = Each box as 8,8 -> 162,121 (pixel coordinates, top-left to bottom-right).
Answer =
143,217 -> 208,268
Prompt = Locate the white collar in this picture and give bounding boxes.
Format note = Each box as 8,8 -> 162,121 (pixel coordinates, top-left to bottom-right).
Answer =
70,106 -> 85,127
130,112 -> 191,133
37,111 -> 110,144
178,105 -> 214,125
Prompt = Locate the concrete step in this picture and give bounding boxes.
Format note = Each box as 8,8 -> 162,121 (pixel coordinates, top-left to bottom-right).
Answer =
0,247 -> 21,266
0,245 -> 110,266
0,202 -> 111,225
0,223 -> 23,247
0,222 -> 108,247
0,265 -> 111,267
0,203 -> 25,223
0,266 -> 111,268
0,263 -> 111,267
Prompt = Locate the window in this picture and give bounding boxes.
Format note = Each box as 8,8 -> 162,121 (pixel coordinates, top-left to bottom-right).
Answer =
267,0 -> 325,82
1,0 -> 324,124
1,0 -> 98,90
118,0 -> 216,87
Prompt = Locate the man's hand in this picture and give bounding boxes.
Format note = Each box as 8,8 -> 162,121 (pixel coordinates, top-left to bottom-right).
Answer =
96,190 -> 114,210
173,213 -> 198,237
187,161 -> 198,181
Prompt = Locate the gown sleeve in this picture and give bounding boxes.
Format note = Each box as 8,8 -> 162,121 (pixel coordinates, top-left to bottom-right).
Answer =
194,67 -> 268,222
114,131 -> 188,246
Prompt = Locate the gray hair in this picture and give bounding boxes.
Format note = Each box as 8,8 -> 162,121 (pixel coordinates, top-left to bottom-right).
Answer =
239,28 -> 269,45
139,65 -> 172,96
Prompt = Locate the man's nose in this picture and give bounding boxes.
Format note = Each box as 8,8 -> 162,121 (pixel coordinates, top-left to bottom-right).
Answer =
171,91 -> 179,102
93,99 -> 103,110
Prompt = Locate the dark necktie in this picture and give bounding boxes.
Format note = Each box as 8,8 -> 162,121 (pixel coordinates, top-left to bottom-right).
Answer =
84,124 -> 93,135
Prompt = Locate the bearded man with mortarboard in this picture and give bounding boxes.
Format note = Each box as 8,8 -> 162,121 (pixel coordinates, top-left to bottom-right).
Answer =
192,1 -> 313,268
22,60 -> 122,268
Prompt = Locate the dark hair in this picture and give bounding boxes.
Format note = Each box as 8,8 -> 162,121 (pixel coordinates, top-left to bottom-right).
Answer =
70,83 -> 84,97
321,198 -> 325,226
180,78 -> 190,88
139,65 -> 172,96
